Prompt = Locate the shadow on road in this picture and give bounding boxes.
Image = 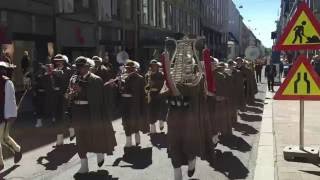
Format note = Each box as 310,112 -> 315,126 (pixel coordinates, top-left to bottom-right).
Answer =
0,164 -> 20,179
209,150 -> 249,179
150,132 -> 167,149
73,170 -> 118,180
219,135 -> 252,152
112,146 -> 152,169
239,113 -> 262,122
37,143 -> 77,170
233,122 -> 258,136
300,170 -> 320,176
245,106 -> 263,114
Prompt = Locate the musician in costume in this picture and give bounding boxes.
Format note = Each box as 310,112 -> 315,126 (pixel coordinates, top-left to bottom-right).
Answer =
214,62 -> 233,137
0,61 -> 22,170
67,57 -> 117,175
145,59 -> 165,134
120,60 -> 148,147
93,56 -> 116,120
227,60 -> 245,116
50,54 -> 73,146
34,63 -> 50,128
235,57 -> 257,105
92,56 -> 114,83
161,36 -> 206,180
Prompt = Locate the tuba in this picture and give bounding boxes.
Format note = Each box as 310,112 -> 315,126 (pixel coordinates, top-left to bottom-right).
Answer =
162,36 -> 205,96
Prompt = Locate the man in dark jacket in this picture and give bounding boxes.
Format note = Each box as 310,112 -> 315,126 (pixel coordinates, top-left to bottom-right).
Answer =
69,57 -> 117,175
265,62 -> 277,92
145,59 -> 165,134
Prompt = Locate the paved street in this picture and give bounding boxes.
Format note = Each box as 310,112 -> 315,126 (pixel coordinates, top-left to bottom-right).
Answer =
1,83 -> 267,180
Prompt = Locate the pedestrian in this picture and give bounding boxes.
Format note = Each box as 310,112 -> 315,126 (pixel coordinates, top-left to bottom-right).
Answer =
254,62 -> 263,83
120,60 -> 148,147
145,59 -> 165,134
0,61 -> 22,170
265,62 -> 277,92
279,61 -> 284,78
312,55 -> 320,76
68,57 -> 117,175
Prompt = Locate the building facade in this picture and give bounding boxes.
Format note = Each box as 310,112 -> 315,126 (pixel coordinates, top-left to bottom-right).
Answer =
0,0 -> 260,88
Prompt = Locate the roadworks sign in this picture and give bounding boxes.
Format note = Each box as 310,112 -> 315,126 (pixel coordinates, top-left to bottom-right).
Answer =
274,2 -> 320,51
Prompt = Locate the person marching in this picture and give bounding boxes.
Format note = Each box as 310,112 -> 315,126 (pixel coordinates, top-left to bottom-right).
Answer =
227,60 -> 245,123
145,59 -> 165,134
0,61 -> 22,170
214,62 -> 233,137
120,60 -> 148,147
34,63 -> 49,128
67,57 -> 117,175
51,54 -> 74,146
92,56 -> 116,121
235,57 -> 257,106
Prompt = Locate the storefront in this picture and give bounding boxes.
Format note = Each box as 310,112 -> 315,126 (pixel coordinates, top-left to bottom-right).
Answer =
56,18 -> 97,63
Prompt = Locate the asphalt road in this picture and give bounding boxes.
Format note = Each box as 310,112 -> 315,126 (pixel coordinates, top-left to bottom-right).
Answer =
2,83 -> 267,180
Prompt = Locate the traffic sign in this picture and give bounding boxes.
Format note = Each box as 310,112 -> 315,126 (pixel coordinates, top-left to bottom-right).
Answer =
274,2 -> 320,51
274,55 -> 320,100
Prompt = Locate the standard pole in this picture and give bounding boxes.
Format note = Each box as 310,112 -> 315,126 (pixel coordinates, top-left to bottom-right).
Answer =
299,99 -> 304,150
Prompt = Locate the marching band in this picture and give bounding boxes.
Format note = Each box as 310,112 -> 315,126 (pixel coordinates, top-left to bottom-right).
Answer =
0,36 -> 258,180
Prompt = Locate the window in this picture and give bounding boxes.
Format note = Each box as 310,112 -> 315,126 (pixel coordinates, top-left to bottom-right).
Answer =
82,0 -> 89,8
57,0 -> 74,13
111,0 -> 120,18
98,0 -> 112,21
124,0 -> 132,20
149,0 -> 156,26
142,0 -> 149,24
161,1 -> 166,29
167,4 -> 172,30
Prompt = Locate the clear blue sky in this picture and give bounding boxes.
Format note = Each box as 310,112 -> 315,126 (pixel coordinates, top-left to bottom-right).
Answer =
233,0 -> 281,48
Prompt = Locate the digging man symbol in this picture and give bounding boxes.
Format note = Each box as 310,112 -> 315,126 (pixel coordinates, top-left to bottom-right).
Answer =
292,21 -> 307,44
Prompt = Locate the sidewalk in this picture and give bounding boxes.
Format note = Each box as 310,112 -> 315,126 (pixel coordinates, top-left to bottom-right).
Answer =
255,86 -> 320,180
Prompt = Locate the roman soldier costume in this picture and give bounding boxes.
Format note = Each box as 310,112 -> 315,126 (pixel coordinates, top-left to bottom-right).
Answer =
120,60 -> 148,147
68,57 -> 117,175
145,59 -> 165,134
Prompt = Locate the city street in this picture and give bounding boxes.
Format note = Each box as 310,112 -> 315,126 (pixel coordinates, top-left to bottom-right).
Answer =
1,84 -> 267,180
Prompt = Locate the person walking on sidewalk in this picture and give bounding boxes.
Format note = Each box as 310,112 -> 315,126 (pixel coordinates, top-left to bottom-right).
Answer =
265,62 -> 277,92
254,62 -> 263,83
0,61 -> 22,170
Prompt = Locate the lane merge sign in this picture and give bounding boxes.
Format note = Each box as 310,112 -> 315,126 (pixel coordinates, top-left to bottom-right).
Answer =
274,55 -> 320,100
